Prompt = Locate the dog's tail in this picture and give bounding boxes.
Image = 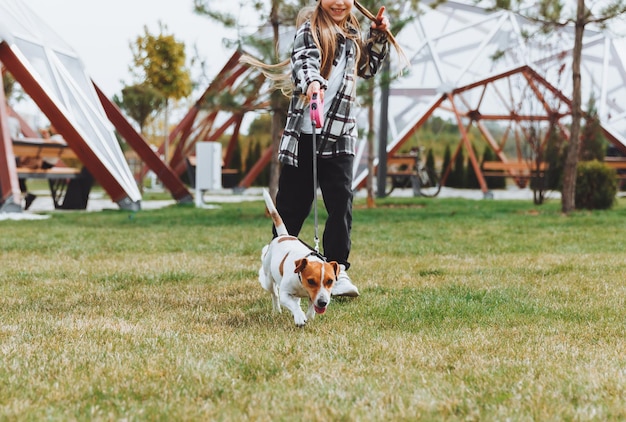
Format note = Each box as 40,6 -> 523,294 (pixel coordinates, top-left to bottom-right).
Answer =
263,189 -> 288,236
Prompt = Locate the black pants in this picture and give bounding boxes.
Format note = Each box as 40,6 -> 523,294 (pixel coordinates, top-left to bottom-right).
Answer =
275,134 -> 353,270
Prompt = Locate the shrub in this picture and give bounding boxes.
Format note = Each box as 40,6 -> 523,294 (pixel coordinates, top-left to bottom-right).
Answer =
482,147 -> 506,190
575,160 -> 617,210
442,145 -> 452,187
448,148 -> 465,188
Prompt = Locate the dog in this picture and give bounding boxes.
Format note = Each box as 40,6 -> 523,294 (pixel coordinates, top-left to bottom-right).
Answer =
258,189 -> 339,326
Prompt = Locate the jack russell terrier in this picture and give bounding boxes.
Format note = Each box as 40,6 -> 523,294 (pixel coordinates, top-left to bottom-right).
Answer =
258,189 -> 339,327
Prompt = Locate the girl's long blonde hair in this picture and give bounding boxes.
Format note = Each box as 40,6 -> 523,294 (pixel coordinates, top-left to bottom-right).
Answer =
238,7 -> 315,96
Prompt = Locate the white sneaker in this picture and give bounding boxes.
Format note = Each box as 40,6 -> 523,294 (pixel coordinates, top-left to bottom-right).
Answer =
332,265 -> 360,297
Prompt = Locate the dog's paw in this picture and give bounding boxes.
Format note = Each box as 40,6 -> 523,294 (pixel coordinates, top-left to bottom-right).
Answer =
293,311 -> 307,327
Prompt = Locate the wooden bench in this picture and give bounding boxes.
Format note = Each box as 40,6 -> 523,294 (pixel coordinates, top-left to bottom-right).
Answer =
12,138 -> 92,209
387,154 -> 418,188
12,137 -> 77,160
16,166 -> 81,179
482,161 -> 549,189
604,157 -> 626,170
483,159 -> 626,189
602,157 -> 626,182
482,161 -> 549,176
484,159 -> 626,173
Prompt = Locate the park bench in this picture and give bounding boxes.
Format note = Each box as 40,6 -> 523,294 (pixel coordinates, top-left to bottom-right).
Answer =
482,161 -> 549,188
12,137 -> 78,161
602,157 -> 626,189
603,157 -> 626,174
483,159 -> 626,175
481,160 -> 549,177
12,138 -> 93,209
386,154 -> 418,189
483,158 -> 626,190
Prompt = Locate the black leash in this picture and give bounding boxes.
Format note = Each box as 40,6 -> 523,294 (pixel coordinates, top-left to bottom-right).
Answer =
298,238 -> 326,261
310,92 -> 323,253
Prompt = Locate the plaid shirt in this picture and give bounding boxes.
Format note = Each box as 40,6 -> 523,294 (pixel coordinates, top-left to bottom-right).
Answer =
278,21 -> 389,167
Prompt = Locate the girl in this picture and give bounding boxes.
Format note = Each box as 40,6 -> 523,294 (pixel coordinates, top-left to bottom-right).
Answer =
249,0 -> 391,297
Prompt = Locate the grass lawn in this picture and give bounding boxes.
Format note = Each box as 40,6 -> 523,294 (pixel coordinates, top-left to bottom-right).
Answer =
1,194 -> 626,420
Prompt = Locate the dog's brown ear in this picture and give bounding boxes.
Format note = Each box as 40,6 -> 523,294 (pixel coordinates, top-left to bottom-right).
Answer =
329,261 -> 340,277
294,258 -> 308,273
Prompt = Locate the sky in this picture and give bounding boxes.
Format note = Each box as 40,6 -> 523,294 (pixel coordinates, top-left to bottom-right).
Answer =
21,0 -> 239,99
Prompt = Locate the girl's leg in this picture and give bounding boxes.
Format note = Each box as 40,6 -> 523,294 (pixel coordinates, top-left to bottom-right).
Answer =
318,154 -> 354,269
275,134 -> 315,237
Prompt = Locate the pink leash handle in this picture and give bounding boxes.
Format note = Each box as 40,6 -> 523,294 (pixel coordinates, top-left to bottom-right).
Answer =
310,93 -> 324,128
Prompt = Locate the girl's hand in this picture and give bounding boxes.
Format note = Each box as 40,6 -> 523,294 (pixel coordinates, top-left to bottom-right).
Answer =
371,6 -> 389,32
307,81 -> 324,102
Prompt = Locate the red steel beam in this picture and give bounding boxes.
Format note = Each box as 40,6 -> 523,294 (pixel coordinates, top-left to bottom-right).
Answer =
356,95 -> 446,189
94,83 -> 193,203
164,52 -> 248,169
448,93 -> 489,194
238,145 -> 272,189
223,115 -> 243,167
166,107 -> 201,177
0,73 -> 21,209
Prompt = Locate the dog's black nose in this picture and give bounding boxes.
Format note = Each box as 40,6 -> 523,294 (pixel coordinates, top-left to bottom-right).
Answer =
317,299 -> 328,308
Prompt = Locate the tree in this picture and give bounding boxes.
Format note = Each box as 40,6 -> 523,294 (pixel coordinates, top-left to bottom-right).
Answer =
113,84 -> 165,135
579,95 -> 606,162
130,23 -> 192,162
543,122 -> 566,192
451,148 -> 465,188
441,144 -> 452,186
1,70 -> 24,105
466,145 -> 480,189
2,71 -> 15,102
485,0 -> 626,213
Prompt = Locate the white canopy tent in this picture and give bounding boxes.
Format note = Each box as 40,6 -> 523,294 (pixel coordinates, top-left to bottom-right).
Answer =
0,0 -> 141,210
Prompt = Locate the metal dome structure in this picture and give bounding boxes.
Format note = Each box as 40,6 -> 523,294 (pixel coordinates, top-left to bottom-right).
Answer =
352,0 -> 626,192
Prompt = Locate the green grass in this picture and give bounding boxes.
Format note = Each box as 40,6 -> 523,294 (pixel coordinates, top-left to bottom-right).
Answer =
1,196 -> 626,420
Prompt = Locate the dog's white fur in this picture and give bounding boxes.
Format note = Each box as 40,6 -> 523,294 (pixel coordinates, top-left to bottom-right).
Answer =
259,189 -> 339,326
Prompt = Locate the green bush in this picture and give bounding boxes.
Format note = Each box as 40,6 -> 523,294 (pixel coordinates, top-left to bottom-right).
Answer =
482,147 -> 506,190
575,160 -> 617,210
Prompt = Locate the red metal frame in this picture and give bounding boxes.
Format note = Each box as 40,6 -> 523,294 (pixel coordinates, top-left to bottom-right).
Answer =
356,65 -> 623,192
160,51 -> 271,189
94,83 -> 192,203
0,68 -> 21,209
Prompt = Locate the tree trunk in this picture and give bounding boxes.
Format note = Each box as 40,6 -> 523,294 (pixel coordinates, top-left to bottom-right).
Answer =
366,80 -> 376,208
561,0 -> 585,214
269,1 -> 281,198
377,56 -> 390,198
163,98 -> 169,165
270,90 -> 283,198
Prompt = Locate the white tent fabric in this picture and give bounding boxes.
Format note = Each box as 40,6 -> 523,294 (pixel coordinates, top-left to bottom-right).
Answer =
0,0 -> 141,205
353,0 -> 626,188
